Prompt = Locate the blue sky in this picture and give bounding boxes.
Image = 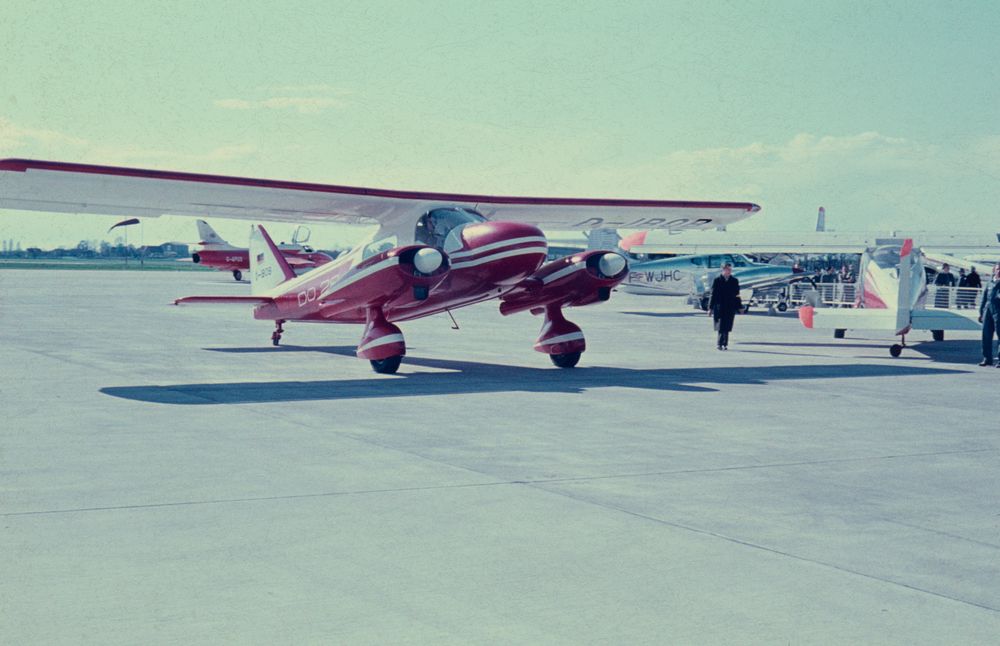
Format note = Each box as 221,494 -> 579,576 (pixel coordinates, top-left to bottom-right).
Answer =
2,0 -> 999,248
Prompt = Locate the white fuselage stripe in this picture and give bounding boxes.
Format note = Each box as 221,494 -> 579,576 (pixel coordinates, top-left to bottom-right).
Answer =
322,256 -> 399,297
541,261 -> 587,284
358,333 -> 405,352
450,245 -> 547,270
535,332 -> 585,346
449,236 -> 548,259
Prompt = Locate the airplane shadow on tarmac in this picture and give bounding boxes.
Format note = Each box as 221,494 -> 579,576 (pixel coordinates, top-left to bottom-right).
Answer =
99,344 -> 969,405
741,339 -> 986,364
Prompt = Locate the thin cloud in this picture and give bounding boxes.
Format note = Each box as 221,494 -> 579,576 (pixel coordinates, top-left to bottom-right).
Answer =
213,96 -> 347,114
0,117 -> 88,151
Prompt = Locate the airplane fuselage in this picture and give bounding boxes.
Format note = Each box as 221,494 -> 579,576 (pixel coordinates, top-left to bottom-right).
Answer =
192,244 -> 333,273
621,253 -> 796,296
251,220 -> 552,324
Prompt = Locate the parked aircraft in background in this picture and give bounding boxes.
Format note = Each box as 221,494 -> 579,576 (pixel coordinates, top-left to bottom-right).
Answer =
0,158 -> 759,373
798,239 -> 982,356
190,219 -> 334,281
620,252 -> 803,309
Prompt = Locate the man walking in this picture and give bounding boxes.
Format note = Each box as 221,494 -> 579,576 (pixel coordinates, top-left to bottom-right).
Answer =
709,262 -> 741,350
978,263 -> 1000,366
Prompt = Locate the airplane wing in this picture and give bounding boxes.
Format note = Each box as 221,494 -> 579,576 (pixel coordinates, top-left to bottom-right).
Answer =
174,296 -> 274,307
629,232 -> 1000,256
0,159 -> 759,231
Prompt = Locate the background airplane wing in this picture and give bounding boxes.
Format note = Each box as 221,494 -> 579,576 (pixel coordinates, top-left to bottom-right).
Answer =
0,159 -> 758,231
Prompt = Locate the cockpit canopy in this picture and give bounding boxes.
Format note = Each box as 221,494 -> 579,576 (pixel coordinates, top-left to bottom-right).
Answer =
870,245 -> 902,270
415,207 -> 486,250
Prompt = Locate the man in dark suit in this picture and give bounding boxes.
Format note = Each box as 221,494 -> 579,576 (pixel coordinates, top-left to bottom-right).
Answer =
978,263 -> 1000,366
708,262 -> 741,350
934,263 -> 956,308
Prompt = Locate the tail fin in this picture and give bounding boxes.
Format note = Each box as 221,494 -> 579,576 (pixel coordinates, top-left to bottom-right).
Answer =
895,239 -> 915,334
815,206 -> 826,232
249,225 -> 296,295
197,220 -> 229,245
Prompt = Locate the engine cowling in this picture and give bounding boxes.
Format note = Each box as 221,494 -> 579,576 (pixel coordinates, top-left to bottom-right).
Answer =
499,250 -> 628,316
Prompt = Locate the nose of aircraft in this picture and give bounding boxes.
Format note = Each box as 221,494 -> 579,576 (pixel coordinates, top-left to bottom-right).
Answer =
449,221 -> 548,284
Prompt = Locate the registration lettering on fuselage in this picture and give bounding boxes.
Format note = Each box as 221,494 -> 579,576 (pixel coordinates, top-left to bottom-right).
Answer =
629,269 -> 684,283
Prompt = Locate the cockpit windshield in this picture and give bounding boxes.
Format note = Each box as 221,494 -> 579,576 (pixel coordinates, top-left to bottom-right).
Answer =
870,245 -> 902,270
415,208 -> 486,250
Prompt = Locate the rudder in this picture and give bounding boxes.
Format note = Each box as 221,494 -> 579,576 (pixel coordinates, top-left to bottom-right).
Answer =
196,220 -> 229,245
249,225 -> 296,295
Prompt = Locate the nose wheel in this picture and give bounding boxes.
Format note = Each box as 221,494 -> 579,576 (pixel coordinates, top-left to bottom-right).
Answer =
271,320 -> 285,346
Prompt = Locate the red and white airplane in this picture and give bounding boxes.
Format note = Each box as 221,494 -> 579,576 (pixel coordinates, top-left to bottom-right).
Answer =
190,219 -> 334,281
798,239 -> 983,356
0,159 -> 759,373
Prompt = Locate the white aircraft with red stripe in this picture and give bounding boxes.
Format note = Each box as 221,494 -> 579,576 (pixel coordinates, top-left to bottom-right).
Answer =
190,219 -> 334,281
798,239 -> 982,357
0,159 -> 759,373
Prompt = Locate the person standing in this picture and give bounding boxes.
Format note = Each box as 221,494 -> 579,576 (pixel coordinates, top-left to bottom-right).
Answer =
934,263 -> 955,308
965,266 -> 982,309
708,262 -> 741,350
957,268 -> 968,308
978,263 -> 1000,366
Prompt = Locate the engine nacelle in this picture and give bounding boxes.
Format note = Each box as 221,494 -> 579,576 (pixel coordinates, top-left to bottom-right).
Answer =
499,250 -> 628,316
315,245 -> 450,318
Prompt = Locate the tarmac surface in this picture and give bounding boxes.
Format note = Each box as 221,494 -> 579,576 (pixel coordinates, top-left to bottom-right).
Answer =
2,269 -> 999,644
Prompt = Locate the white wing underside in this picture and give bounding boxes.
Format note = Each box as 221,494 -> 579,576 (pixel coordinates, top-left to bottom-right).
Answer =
0,159 -> 759,234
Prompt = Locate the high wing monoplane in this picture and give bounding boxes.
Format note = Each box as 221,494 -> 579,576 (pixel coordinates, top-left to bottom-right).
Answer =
0,158 -> 759,373
798,239 -> 982,356
190,219 -> 334,281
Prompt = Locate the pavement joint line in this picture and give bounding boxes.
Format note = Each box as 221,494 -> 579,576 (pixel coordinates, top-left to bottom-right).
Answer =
881,519 -> 1000,551
5,446 -> 995,518
542,487 -> 1000,615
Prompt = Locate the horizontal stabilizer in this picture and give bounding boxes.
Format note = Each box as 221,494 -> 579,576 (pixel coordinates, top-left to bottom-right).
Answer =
911,309 -> 982,331
174,295 -> 274,307
799,305 -> 897,331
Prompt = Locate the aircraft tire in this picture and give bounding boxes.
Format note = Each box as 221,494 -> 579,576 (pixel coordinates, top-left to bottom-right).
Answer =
932,330 -> 944,342
777,302 -> 788,312
889,344 -> 903,358
233,269 -> 242,281
834,329 -> 846,339
550,352 -> 581,369
370,355 -> 403,374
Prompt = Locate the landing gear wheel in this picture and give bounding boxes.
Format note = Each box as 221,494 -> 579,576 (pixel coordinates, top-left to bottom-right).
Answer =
777,302 -> 788,312
834,329 -> 846,339
233,269 -> 242,281
889,344 -> 903,358
932,330 -> 945,342
370,355 -> 403,374
550,352 -> 581,368
699,297 -> 709,311
271,320 -> 285,346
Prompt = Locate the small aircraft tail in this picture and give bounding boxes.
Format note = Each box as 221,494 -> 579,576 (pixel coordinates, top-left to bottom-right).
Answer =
197,220 -> 229,245
894,239 -> 915,334
249,225 -> 296,295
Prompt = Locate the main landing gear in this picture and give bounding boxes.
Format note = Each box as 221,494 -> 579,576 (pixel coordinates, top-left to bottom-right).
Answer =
357,307 -> 406,374
233,269 -> 243,281
369,355 -> 403,374
271,320 -> 285,346
550,352 -> 581,368
534,304 -> 586,369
